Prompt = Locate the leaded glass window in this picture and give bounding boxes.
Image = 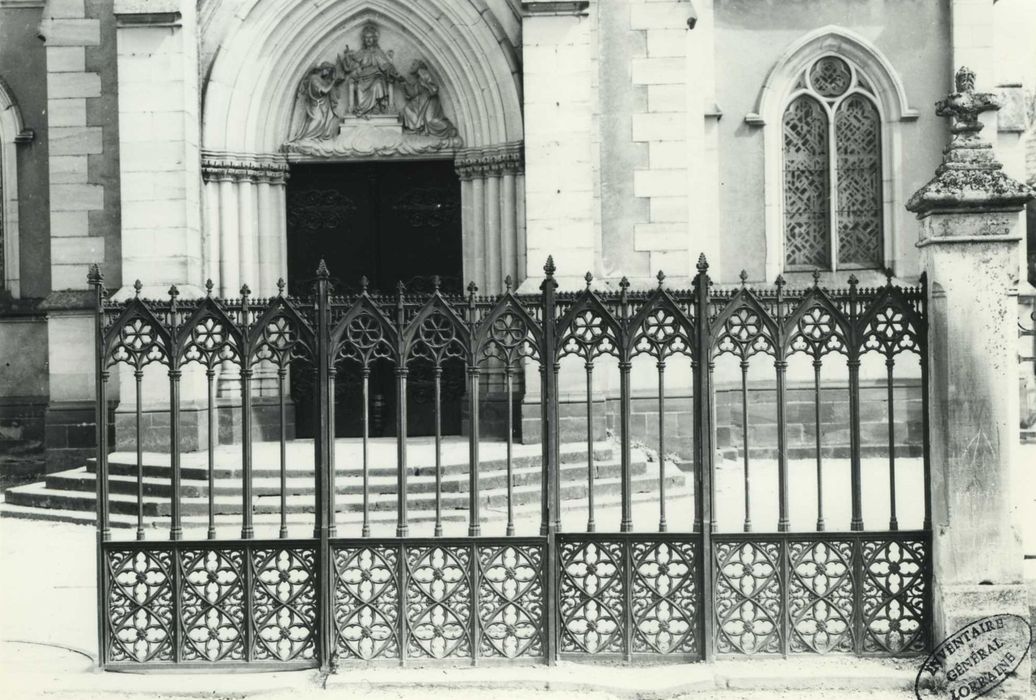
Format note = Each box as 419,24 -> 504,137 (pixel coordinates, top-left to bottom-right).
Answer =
782,56 -> 883,271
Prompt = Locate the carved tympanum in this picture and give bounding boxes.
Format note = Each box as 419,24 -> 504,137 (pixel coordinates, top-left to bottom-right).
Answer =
285,22 -> 462,157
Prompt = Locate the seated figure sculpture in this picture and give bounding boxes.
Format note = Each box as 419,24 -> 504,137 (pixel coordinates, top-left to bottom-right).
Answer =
338,23 -> 401,117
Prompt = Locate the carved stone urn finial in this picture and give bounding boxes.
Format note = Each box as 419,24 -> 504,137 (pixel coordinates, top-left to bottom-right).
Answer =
906,66 -> 1033,215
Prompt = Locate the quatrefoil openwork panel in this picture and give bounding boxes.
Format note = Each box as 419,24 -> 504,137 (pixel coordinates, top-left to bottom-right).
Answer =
861,305 -> 919,358
109,318 -> 169,369
182,317 -> 240,368
788,306 -> 847,358
631,307 -> 692,360
713,541 -> 782,654
481,310 -> 540,366
861,539 -> 926,654
714,308 -> 775,360
559,310 -> 619,361
409,309 -> 467,366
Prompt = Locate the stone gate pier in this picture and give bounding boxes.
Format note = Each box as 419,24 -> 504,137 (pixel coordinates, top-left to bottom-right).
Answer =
907,66 -> 1034,696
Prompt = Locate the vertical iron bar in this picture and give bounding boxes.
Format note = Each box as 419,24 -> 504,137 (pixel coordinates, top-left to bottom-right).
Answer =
169,368 -> 182,541
886,358 -> 898,531
848,356 -> 863,531
707,361 -> 717,533
399,542 -> 408,666
206,369 -> 216,540
240,365 -> 253,539
135,370 -> 144,540
813,360 -> 824,532
362,367 -> 371,538
279,366 -> 288,539
312,365 -> 322,540
692,357 -> 702,533
90,266 -> 109,668
924,337 -> 932,530
505,366 -> 515,537
920,278 -> 932,532
471,540 -> 480,666
740,360 -> 751,533
693,255 -> 715,661
314,262 -> 332,671
468,367 -> 481,537
434,365 -> 443,537
396,367 -> 409,538
658,361 -> 667,533
328,368 -> 337,538
619,360 -> 633,532
848,278 -> 864,532
244,544 -> 254,662
775,358 -> 789,533
624,538 -> 633,662
540,257 -> 559,665
585,361 -> 595,533
774,276 -> 789,534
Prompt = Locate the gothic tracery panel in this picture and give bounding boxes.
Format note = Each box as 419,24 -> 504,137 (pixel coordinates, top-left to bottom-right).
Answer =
836,95 -> 883,267
783,95 -> 830,268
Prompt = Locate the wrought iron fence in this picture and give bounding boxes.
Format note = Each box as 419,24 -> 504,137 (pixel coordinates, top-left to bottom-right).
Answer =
88,254 -> 930,669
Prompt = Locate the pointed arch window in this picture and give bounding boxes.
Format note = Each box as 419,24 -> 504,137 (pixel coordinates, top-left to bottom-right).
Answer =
782,56 -> 883,271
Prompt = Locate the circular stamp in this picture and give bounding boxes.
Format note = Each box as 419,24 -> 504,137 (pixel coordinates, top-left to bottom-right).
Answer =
914,614 -> 1032,700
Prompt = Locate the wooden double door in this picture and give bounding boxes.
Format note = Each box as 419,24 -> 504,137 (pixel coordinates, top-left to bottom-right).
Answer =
286,160 -> 465,438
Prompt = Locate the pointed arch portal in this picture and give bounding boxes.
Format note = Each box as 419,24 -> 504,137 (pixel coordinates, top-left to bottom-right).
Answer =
200,0 -> 525,301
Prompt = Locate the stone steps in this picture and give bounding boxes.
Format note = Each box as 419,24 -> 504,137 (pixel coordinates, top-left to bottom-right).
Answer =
2,438 -> 685,529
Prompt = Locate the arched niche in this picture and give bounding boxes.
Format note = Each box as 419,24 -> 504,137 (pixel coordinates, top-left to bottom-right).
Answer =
0,77 -> 23,297
200,0 -> 525,297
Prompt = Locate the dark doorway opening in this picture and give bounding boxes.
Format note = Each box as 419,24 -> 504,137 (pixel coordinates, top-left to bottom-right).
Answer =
286,160 -> 464,439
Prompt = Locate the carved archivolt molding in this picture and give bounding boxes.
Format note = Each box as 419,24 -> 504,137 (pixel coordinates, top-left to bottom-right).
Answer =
201,153 -> 291,184
454,142 -> 523,180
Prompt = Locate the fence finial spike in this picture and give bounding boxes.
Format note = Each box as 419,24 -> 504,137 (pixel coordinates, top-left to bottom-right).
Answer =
504,274 -> 513,291
432,274 -> 441,292
276,278 -> 285,296
87,263 -> 102,286
359,275 -> 369,292
467,280 -> 478,296
205,279 -> 214,297
656,270 -> 665,287
584,271 -> 593,288
316,259 -> 330,278
396,280 -> 406,294
884,267 -> 894,285
696,253 -> 709,273
619,276 -> 630,291
544,255 -> 556,277
739,269 -> 748,286
133,279 -> 142,297
240,283 -> 251,298
168,284 -> 179,300
812,269 -> 821,287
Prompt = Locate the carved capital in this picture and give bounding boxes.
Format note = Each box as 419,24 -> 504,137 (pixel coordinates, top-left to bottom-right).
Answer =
454,142 -> 524,181
201,152 -> 290,185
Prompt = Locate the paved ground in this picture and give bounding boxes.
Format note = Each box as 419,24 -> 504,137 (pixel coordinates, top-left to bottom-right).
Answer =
0,443 -> 1032,699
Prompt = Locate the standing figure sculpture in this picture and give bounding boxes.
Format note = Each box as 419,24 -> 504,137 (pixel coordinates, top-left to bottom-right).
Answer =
290,62 -> 343,140
400,60 -> 458,138
338,23 -> 401,117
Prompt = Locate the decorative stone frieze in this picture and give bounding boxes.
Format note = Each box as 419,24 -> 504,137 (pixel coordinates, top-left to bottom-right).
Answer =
454,142 -> 524,180
907,67 -> 1034,216
201,152 -> 290,185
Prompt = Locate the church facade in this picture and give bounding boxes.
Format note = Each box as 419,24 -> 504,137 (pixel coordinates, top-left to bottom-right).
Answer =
0,0 -> 1033,471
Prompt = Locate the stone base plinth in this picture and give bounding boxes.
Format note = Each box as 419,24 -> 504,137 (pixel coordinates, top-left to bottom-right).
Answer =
933,583 -> 1031,699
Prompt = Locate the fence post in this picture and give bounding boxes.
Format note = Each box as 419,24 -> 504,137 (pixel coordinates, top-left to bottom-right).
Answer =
313,260 -> 333,671
539,256 -> 559,664
692,254 -> 715,660
89,264 -> 109,669
907,67 -> 1033,687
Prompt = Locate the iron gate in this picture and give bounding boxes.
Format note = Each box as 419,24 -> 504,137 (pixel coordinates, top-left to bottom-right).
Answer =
89,255 -> 930,669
